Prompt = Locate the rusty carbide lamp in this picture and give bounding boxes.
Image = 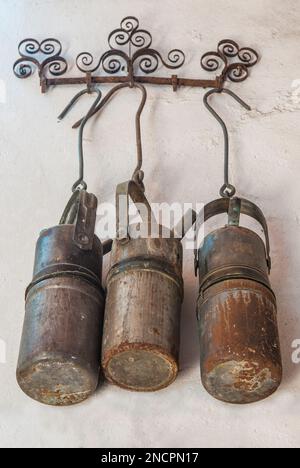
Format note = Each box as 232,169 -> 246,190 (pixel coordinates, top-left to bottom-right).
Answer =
98,83 -> 195,391
17,88 -> 107,406
195,88 -> 282,404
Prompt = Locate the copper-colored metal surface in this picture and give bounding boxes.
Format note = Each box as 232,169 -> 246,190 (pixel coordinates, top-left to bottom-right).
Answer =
197,226 -> 282,404
198,226 -> 271,291
17,225 -> 105,406
198,279 -> 281,404
102,236 -> 183,392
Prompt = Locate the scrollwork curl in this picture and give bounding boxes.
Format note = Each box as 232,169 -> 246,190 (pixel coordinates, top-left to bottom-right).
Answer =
218,39 -> 239,58
132,48 -> 185,74
40,38 -> 62,56
13,57 -> 39,79
76,49 -> 130,75
40,56 -> 68,77
76,52 -> 101,73
133,50 -> 159,74
225,63 -> 249,83
131,29 -> 152,50
108,16 -> 152,53
201,51 -> 226,73
14,37 -> 67,80
121,16 -> 139,33
75,17 -> 184,77
201,39 -> 259,84
18,38 -> 62,58
102,50 -> 130,74
108,28 -> 131,50
238,47 -> 258,67
18,39 -> 40,57
167,49 -> 186,68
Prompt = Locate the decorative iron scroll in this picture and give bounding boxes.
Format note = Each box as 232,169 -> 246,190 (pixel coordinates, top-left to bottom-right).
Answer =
201,39 -> 259,83
76,16 -> 185,75
13,17 -> 259,92
13,38 -> 67,79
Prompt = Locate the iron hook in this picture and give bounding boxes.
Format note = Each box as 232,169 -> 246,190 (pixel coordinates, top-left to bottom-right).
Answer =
203,88 -> 251,198
58,87 -> 102,193
72,82 -> 147,192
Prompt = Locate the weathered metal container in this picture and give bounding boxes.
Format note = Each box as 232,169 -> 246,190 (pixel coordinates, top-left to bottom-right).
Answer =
102,235 -> 183,391
196,197 -> 282,404
17,191 -> 105,406
102,180 -> 194,391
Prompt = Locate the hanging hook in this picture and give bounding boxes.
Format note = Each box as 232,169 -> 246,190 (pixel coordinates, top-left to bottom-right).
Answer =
72,82 -> 147,192
203,88 -> 251,199
58,86 -> 102,193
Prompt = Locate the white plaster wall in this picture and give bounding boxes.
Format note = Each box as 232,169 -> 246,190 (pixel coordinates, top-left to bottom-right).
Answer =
0,0 -> 300,448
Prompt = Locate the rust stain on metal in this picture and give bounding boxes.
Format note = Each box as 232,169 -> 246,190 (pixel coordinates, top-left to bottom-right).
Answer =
102,236 -> 183,392
197,226 -> 282,404
102,342 -> 178,392
17,225 -> 105,406
18,361 -> 94,406
13,19 -> 259,93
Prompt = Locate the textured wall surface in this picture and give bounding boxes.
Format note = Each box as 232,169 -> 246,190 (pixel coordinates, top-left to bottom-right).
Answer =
0,0 -> 300,448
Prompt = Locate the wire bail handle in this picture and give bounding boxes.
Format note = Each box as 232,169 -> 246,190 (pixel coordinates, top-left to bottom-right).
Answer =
194,197 -> 272,276
116,179 -> 153,241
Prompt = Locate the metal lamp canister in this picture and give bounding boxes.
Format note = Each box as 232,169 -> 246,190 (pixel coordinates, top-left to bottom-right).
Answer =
102,181 -> 195,391
17,191 -> 105,406
195,197 -> 282,404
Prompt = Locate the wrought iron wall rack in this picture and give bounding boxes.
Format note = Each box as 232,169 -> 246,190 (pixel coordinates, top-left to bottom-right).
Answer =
13,16 -> 259,94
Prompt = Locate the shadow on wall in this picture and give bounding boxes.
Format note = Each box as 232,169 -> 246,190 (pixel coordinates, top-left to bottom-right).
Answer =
268,214 -> 300,386
179,263 -> 199,378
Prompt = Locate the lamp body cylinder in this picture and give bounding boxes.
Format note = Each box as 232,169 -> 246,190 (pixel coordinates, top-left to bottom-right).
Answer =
102,236 -> 183,392
17,225 -> 105,406
197,226 -> 282,404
